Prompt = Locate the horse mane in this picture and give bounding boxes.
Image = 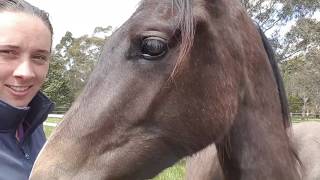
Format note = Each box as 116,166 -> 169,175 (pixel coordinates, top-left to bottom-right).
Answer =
256,26 -> 291,129
257,25 -> 302,175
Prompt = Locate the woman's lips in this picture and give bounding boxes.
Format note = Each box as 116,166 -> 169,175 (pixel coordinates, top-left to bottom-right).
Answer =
5,85 -> 33,96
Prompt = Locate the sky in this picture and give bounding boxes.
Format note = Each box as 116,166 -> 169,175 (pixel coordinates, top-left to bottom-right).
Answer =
27,0 -> 319,46
27,0 -> 141,45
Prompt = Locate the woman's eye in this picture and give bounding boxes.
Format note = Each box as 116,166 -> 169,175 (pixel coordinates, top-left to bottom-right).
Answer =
0,49 -> 17,55
141,37 -> 168,60
32,54 -> 49,64
0,50 -> 18,61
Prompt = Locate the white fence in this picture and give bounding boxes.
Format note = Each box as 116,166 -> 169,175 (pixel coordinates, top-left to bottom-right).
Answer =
44,114 -> 64,127
43,122 -> 58,127
290,113 -> 320,120
48,114 -> 64,118
45,112 -> 320,128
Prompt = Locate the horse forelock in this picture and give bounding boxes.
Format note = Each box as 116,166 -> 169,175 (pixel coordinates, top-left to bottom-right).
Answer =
170,0 -> 195,77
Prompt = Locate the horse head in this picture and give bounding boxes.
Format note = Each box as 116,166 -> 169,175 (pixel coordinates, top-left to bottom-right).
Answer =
30,0 -> 300,179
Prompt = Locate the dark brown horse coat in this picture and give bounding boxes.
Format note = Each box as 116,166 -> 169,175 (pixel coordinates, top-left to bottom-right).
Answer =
30,0 -> 300,179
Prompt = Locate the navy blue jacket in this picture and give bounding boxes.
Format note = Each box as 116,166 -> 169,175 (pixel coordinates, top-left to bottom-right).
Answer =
0,92 -> 54,180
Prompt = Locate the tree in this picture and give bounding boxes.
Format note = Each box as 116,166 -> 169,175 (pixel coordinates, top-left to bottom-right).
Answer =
303,48 -> 320,115
241,0 -> 319,32
42,52 -> 73,107
54,28 -> 108,98
243,0 -> 320,115
240,0 -> 319,62
43,27 -> 110,107
282,47 -> 320,115
288,95 -> 303,113
278,18 -> 320,61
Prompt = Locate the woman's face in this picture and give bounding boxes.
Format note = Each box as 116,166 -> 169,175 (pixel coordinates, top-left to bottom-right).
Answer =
0,11 -> 52,107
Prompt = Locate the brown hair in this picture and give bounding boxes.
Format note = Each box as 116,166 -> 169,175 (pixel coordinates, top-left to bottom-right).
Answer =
0,0 -> 53,39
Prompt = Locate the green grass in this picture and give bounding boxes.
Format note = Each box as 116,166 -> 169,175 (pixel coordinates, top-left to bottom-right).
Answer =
291,117 -> 320,123
153,160 -> 185,180
43,117 -> 60,137
43,125 -> 54,137
46,117 -> 62,123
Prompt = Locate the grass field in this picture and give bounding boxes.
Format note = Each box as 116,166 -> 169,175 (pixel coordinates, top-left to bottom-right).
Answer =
44,117 -> 320,179
153,160 -> 185,180
292,117 -> 320,123
43,117 -> 61,137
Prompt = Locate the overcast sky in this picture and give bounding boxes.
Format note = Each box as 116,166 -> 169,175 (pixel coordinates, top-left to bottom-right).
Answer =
27,0 -> 141,45
27,0 -> 319,46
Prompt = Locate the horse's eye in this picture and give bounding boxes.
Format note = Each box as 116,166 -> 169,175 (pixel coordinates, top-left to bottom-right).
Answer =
141,37 -> 168,60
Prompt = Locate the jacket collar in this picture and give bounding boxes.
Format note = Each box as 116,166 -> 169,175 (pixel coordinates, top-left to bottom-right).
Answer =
0,92 -> 54,134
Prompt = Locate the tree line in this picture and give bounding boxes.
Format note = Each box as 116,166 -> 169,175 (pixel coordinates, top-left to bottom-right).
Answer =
42,26 -> 111,108
42,0 -> 319,114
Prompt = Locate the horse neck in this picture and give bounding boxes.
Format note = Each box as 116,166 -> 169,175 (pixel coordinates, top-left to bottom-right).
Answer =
216,93 -> 300,180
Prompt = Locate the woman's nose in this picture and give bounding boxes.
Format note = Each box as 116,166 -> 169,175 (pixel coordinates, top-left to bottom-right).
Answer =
13,59 -> 36,79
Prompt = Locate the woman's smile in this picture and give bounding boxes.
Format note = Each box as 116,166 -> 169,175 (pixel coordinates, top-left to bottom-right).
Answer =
5,84 -> 33,96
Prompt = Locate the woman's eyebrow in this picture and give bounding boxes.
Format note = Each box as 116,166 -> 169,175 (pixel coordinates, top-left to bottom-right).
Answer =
0,44 -> 51,54
0,45 -> 20,49
34,49 -> 50,54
